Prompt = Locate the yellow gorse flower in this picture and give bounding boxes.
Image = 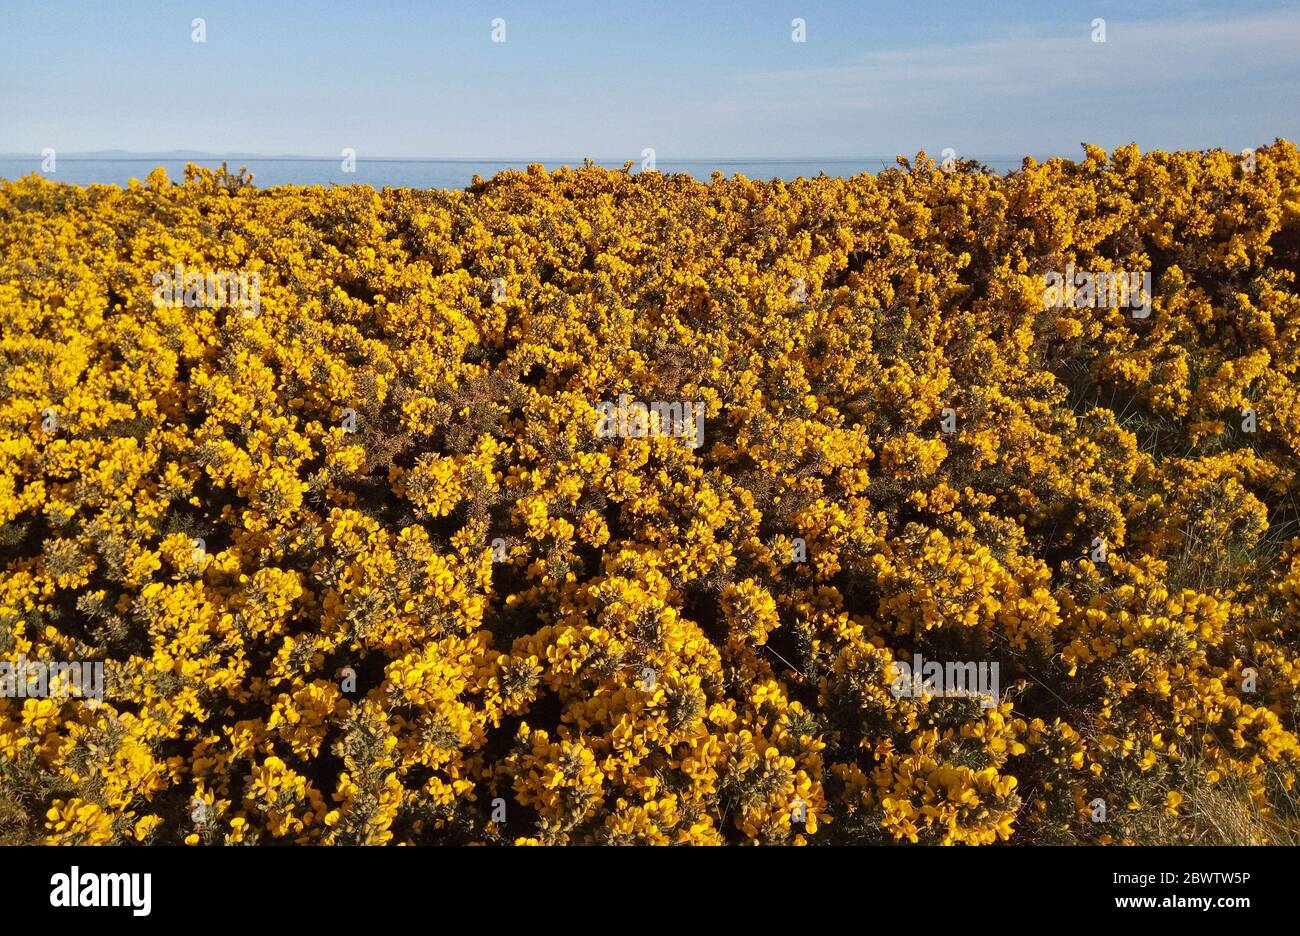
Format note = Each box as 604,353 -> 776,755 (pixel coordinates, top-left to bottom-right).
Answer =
2,145 -> 1299,845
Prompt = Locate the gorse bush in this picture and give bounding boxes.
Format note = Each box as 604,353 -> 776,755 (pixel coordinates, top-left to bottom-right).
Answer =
2,143 -> 1300,845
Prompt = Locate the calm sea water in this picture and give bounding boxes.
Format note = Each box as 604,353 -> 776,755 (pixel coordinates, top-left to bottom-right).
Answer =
0,156 -> 1037,189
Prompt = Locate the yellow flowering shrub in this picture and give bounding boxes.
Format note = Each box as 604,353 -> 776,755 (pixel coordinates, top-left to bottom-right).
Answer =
3,145 -> 1300,845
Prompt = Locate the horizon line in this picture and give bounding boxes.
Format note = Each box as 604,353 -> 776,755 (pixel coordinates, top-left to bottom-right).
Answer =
0,151 -> 1075,163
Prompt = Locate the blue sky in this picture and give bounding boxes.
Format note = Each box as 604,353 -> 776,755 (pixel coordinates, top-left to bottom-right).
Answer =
1,0 -> 1296,158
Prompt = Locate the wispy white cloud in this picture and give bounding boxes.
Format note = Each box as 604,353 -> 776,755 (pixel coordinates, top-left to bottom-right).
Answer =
696,9 -> 1300,156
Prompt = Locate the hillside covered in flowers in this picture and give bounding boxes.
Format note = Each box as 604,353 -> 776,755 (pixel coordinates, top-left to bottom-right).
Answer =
3,143 -> 1300,845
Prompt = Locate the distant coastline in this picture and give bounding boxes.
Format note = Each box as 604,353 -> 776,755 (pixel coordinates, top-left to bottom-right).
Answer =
0,152 -> 1055,188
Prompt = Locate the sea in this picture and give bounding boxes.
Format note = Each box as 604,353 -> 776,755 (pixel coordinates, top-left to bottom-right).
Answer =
0,155 -> 1041,189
